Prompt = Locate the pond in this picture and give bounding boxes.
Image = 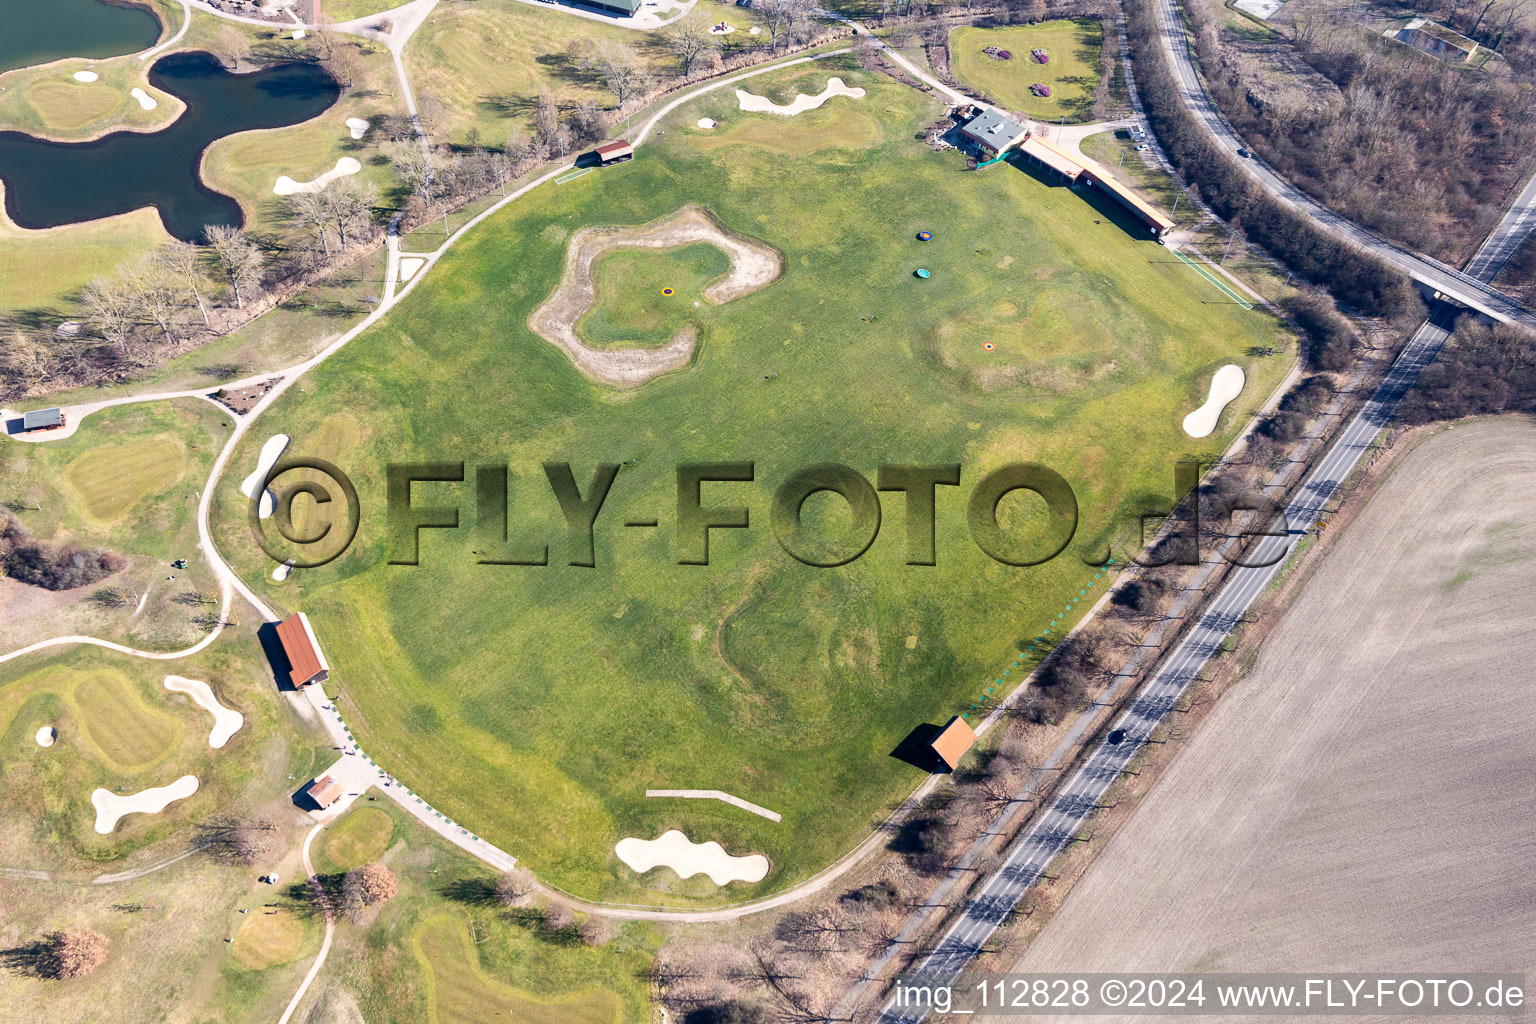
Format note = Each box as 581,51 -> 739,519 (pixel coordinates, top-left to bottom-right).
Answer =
0,0 -> 164,75
0,52 -> 340,242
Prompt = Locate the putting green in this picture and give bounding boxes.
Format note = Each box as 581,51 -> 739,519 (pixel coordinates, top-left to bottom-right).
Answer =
230,910 -> 306,971
324,804 -> 394,869
62,434 -> 186,526
212,60 -> 1290,903
70,670 -> 181,772
415,914 -> 620,1024
577,244 -> 731,350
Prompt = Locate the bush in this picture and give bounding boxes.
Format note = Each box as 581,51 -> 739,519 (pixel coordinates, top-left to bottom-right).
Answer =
840,878 -> 902,910
1112,576 -> 1169,615
891,815 -> 954,875
51,929 -> 110,979
342,862 -> 397,910
1285,290 -> 1361,372
0,513 -> 125,591
1398,320 -> 1536,424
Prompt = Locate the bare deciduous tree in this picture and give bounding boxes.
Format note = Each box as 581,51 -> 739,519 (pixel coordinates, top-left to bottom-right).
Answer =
203,225 -> 264,310
668,20 -> 716,79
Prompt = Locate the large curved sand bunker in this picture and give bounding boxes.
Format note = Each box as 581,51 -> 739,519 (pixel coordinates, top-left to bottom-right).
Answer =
164,675 -> 244,749
615,829 -> 769,886
527,205 -> 783,387
736,76 -> 866,116
92,775 -> 199,834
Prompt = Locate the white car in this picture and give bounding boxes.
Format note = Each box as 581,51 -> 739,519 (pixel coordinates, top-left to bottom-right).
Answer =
1135,143 -> 1150,152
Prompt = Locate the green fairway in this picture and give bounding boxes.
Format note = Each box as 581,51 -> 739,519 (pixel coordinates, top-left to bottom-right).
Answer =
949,20 -> 1103,123
230,911 -> 307,971
577,243 -> 732,350
210,59 -> 1291,903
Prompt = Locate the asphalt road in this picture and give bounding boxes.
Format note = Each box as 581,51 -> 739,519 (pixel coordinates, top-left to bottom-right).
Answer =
1465,168 -> 1536,283
1148,0 -> 1536,329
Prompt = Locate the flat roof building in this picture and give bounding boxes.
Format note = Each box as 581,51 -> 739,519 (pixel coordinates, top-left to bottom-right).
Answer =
275,612 -> 331,688
306,774 -> 344,809
1395,18 -> 1480,63
959,108 -> 1030,157
586,0 -> 642,18
929,715 -> 978,772
1019,134 -> 1087,182
21,408 -> 64,432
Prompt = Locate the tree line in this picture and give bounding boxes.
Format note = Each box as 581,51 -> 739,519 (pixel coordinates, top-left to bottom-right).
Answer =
0,512 -> 125,591
1124,0 -> 1425,323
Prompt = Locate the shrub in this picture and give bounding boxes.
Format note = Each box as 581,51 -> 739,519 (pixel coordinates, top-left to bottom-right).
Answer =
0,513 -> 125,591
51,929 -> 110,979
1030,82 -> 1052,97
342,862 -> 397,910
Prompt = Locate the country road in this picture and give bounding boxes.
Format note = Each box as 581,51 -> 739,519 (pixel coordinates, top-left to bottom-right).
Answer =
1148,0 -> 1536,329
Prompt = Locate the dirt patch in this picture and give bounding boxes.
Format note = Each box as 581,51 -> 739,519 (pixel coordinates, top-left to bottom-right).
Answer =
994,417 -> 1536,996
213,377 -> 281,415
527,205 -> 783,387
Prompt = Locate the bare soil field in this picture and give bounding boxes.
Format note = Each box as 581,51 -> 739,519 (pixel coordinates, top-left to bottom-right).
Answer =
994,417 -> 1536,1004
526,204 -> 782,387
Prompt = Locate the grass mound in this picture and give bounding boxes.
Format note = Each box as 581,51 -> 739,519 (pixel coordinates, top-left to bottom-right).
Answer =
230,910 -> 306,971
63,435 -> 186,525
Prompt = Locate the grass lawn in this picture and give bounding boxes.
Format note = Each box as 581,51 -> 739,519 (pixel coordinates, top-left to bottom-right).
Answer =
0,399 -> 231,655
949,20 -> 1103,122
323,803 -> 395,868
577,243 -> 733,349
210,58 -> 1292,904
0,200 -> 171,314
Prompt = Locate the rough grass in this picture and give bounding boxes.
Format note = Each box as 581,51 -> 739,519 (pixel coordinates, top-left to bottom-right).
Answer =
1009,418 -> 1536,981
415,914 -> 622,1024
949,20 -> 1103,122
209,60 -> 1291,903
63,434 -> 187,526
324,804 -> 394,869
0,197 -> 171,313
576,243 -> 731,350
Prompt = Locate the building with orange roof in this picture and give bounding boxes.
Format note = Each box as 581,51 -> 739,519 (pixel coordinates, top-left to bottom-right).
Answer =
929,715 -> 978,772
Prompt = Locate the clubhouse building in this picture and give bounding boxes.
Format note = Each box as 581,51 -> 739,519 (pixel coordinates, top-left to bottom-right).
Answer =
955,107 -> 1176,239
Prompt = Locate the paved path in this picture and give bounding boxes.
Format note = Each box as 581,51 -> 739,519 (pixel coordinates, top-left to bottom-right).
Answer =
1149,0 -> 1535,327
646,790 -> 782,822
275,822 -> 332,1024
138,0 -> 191,61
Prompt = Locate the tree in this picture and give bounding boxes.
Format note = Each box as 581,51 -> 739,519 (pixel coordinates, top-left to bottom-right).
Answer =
214,25 -> 250,70
592,41 -> 651,108
197,817 -> 278,864
156,241 -> 210,328
532,91 -> 561,149
342,862 -> 398,911
323,42 -> 365,89
578,915 -> 612,946
667,20 -> 716,79
51,929 -> 110,979
122,254 -> 190,346
494,868 -> 534,907
1023,0 -> 1047,23
543,901 -> 575,932
80,276 -> 140,357
318,178 -> 379,250
203,225 -> 264,310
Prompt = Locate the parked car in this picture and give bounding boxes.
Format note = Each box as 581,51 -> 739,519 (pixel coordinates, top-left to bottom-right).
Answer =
1135,143 -> 1150,152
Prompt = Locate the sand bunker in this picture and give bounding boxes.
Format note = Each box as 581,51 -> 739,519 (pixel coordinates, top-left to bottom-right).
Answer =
240,433 -> 291,520
272,561 -> 293,581
1183,364 -> 1246,438
35,726 -> 57,748
735,76 -> 865,117
72,70 -> 100,83
398,256 -> 426,283
92,776 -> 199,834
130,87 -> 157,110
528,205 -> 782,387
164,675 -> 244,749
346,116 -> 371,140
615,829 -> 769,885
273,157 -> 362,196
697,117 -> 716,129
